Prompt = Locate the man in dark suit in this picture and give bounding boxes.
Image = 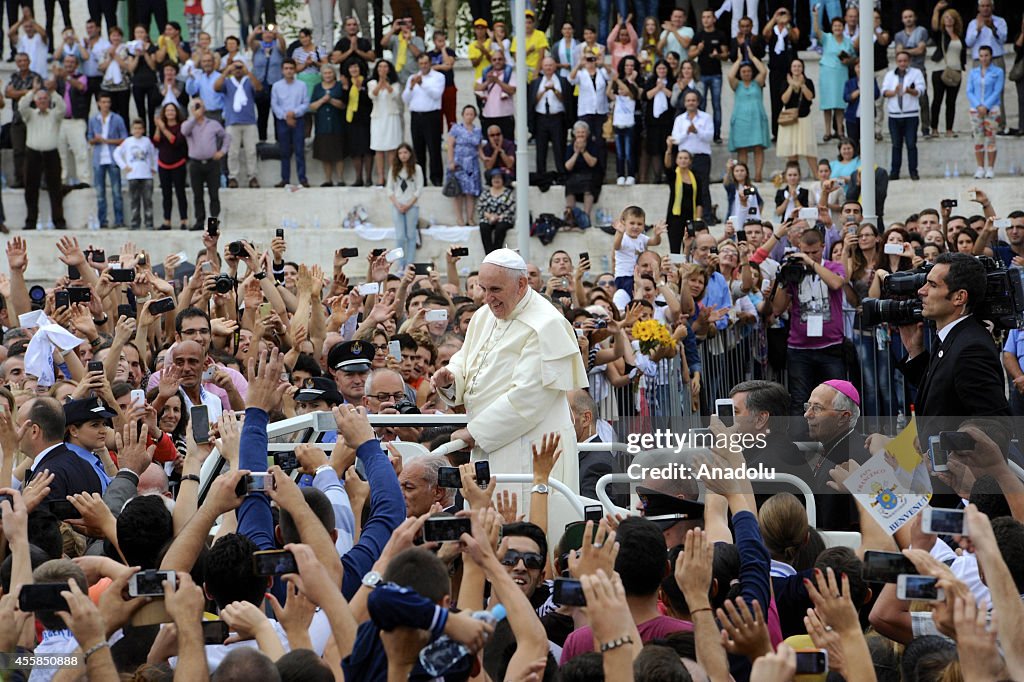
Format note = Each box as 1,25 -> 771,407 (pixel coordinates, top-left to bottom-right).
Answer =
527,56 -> 572,177
897,253 -> 1010,444
568,389 -> 628,508
17,397 -> 102,501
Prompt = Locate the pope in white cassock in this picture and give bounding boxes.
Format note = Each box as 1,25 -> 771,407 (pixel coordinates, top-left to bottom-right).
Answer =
431,248 -> 589,490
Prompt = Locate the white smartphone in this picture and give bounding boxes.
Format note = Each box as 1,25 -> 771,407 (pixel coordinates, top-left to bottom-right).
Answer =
425,309 -> 448,322
388,339 -> 402,363
994,218 -> 1012,229
201,366 -> 216,383
385,248 -> 404,263
968,189 -> 978,202
668,254 -> 687,265
173,251 -> 189,264
896,574 -> 945,602
883,243 -> 905,256
927,435 -> 947,473
357,282 -> 381,296
922,507 -> 967,536
130,389 -> 146,407
798,207 -> 819,222
714,398 -> 734,427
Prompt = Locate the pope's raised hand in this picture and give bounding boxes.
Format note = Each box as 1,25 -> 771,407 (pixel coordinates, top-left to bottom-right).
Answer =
431,367 -> 454,391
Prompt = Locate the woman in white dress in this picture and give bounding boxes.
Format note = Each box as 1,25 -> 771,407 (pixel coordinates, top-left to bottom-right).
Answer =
368,59 -> 404,187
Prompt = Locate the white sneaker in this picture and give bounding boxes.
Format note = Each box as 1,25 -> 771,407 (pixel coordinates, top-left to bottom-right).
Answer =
974,167 -> 985,179
625,176 -> 636,185
985,167 -> 995,179
616,176 -> 626,186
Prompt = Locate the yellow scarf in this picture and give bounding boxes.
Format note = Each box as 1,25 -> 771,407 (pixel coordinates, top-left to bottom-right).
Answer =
395,35 -> 408,73
672,167 -> 697,217
346,76 -> 362,122
159,35 -> 178,64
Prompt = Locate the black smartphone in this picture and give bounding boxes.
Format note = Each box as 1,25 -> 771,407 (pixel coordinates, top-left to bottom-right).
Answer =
553,578 -> 587,606
584,504 -> 603,523
474,460 -> 490,487
736,230 -> 747,243
686,222 -> 696,237
413,263 -> 432,275
149,297 -> 176,315
370,248 -> 387,258
110,268 -> 136,283
340,247 -> 359,258
795,650 -> 828,675
253,549 -> 299,576
207,217 -> 220,236
941,199 -> 957,209
579,252 -> 590,263
128,569 -> 176,597
87,360 -> 104,374
436,466 -> 462,488
451,247 -> 469,257
54,290 -> 70,309
862,550 -> 919,583
67,264 -> 80,280
137,253 -> 147,267
190,405 -> 210,444
91,249 -> 106,263
422,515 -> 472,543
0,493 -> 12,508
117,304 -> 135,319
45,499 -> 79,521
19,584 -> 69,612
202,621 -> 230,645
939,431 -> 976,452
275,228 -> 284,239
68,287 -> 91,303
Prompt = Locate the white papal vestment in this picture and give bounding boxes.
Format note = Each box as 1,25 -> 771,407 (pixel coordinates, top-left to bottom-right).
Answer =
440,287 -> 589,489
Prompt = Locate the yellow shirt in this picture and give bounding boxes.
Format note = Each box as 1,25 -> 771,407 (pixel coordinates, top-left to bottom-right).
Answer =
510,30 -> 549,81
468,37 -> 492,82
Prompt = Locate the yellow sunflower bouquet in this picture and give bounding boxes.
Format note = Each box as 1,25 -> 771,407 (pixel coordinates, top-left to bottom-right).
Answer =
631,320 -> 676,355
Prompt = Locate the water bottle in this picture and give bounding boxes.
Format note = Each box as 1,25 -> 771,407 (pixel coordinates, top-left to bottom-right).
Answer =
895,410 -> 907,432
944,163 -> 951,179
419,606 -> 506,676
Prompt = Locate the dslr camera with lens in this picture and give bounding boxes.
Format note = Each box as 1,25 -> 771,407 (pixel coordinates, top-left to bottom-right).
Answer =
778,254 -> 813,285
227,240 -> 250,257
212,274 -> 237,294
392,398 -> 421,415
860,266 -> 929,327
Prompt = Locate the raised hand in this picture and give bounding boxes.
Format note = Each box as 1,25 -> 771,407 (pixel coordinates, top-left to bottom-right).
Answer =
6,237 -> 27,272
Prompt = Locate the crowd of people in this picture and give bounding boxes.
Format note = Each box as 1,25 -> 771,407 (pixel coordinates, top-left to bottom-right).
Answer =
0,169 -> 1012,679
0,2 -> 1022,682
0,1 -> 1021,232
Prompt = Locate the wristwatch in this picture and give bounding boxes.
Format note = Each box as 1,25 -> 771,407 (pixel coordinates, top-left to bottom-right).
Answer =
530,483 -> 550,495
254,271 -> 267,280
361,570 -> 383,589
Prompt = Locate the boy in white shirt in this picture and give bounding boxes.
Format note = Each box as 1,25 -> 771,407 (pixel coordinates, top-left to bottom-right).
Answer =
612,205 -> 665,302
113,119 -> 158,231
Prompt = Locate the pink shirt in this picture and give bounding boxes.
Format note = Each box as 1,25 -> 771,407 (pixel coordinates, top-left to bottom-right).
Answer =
606,23 -> 638,72
146,363 -> 248,411
479,68 -> 517,119
560,615 -> 693,663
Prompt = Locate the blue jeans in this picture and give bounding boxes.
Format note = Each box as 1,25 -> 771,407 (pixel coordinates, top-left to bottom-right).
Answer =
393,204 -> 419,269
614,127 -> 636,177
787,345 -> 846,415
701,74 -> 723,139
598,0 -> 628,45
888,116 -> 918,178
93,162 -> 123,226
854,330 -> 894,420
275,117 -> 306,183
632,0 -> 657,30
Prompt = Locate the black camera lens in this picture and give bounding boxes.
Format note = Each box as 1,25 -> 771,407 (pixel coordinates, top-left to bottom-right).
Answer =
228,241 -> 247,257
213,274 -> 236,294
393,399 -> 420,415
861,298 -> 924,327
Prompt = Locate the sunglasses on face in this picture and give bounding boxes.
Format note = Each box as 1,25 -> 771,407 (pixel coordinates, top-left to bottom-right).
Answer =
500,550 -> 545,570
